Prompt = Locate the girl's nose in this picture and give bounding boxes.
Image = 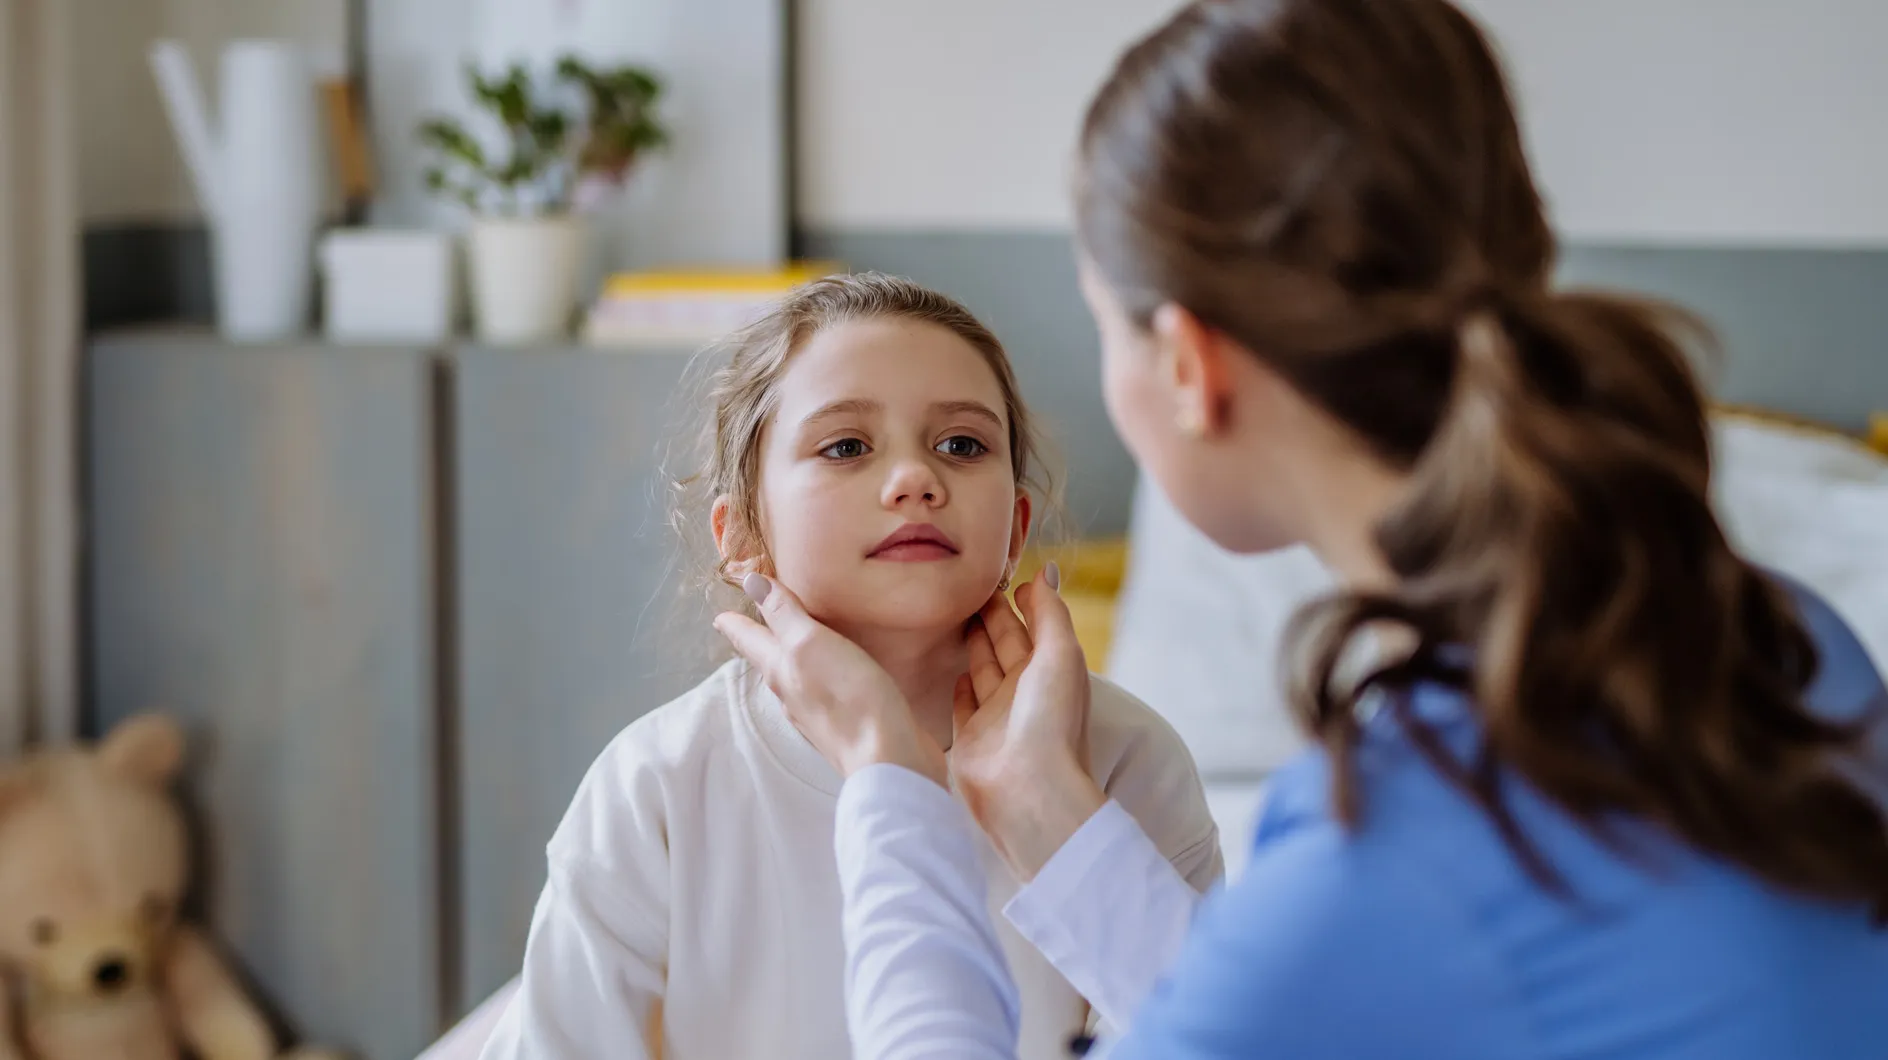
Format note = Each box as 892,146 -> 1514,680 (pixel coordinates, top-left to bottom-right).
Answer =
882,458 -> 946,509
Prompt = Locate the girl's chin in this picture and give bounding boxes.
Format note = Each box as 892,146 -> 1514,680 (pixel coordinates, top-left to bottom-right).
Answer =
806,583 -> 999,638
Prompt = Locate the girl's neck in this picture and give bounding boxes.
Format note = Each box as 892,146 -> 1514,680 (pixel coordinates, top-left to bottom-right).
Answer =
834,623 -> 970,752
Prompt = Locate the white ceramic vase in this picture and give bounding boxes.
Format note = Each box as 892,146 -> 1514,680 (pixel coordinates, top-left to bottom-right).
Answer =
151,40 -> 323,341
465,216 -> 587,344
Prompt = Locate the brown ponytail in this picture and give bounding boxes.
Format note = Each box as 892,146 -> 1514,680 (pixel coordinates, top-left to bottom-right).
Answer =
1079,0 -> 1888,916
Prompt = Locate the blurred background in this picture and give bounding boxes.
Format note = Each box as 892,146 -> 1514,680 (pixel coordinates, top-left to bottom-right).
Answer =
1,1 -> 1885,1058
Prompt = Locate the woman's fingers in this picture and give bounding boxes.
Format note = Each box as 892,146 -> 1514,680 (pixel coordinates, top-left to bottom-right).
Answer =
967,622 -> 1005,702
979,589 -> 1033,673
951,672 -> 978,742
1018,565 -> 1083,662
713,612 -> 780,674
744,573 -> 818,641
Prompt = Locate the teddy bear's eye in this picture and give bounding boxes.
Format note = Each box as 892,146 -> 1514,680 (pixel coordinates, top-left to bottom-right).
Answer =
30,918 -> 56,946
141,895 -> 170,923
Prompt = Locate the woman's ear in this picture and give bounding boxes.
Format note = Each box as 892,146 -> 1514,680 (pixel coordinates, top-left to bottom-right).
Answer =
1151,302 -> 1236,435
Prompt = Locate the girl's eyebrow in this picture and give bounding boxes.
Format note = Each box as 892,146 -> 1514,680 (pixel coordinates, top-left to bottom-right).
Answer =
799,398 -> 882,431
799,399 -> 1003,433
932,400 -> 1004,432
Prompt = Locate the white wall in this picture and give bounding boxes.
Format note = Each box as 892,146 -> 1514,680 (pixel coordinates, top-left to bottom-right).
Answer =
796,0 -> 1184,231
1471,0 -> 1888,246
77,0 -> 347,223
77,0 -> 785,266
798,0 -> 1888,246
369,0 -> 787,267
83,0 -> 1888,244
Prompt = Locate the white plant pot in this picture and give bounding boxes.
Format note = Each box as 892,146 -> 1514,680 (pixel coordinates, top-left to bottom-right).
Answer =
466,215 -> 587,344
320,229 -> 456,344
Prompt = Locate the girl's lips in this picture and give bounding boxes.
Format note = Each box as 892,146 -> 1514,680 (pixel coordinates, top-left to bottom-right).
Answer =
868,522 -> 961,559
869,541 -> 959,562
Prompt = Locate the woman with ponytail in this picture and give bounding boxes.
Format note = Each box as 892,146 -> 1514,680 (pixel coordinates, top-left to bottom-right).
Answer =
716,0 -> 1888,1055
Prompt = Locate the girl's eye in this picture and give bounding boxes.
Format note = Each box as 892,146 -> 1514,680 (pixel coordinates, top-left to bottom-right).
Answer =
820,438 -> 869,460
937,436 -> 988,459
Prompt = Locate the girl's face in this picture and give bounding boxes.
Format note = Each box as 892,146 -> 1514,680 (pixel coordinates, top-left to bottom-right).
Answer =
729,317 -> 1030,636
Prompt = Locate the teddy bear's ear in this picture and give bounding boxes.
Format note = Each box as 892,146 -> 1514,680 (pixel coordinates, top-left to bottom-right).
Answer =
98,713 -> 186,785
0,766 -> 26,816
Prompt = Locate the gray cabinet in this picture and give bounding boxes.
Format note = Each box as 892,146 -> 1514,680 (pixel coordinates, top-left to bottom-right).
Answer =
84,333 -> 721,1058
450,346 -> 715,1009
86,333 -> 442,1060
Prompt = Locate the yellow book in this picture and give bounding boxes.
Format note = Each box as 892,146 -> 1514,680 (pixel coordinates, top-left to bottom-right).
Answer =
600,261 -> 844,298
584,262 -> 848,349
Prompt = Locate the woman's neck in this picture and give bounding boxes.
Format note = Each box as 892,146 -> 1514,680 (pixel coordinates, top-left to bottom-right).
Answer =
1294,447 -> 1407,592
835,624 -> 971,752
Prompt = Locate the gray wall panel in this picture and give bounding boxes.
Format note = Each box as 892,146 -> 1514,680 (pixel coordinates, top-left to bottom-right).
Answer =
451,346 -> 716,1012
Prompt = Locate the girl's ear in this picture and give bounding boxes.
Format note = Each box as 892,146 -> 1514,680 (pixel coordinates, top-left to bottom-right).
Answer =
1008,492 -> 1033,568
712,495 -> 735,559
713,494 -> 768,581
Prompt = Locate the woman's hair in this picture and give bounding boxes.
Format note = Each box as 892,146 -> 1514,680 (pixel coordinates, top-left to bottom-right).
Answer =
1078,0 -> 1888,916
668,272 -> 1054,617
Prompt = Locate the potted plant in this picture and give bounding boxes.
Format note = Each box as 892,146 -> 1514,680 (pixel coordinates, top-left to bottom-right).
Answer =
419,57 -> 670,343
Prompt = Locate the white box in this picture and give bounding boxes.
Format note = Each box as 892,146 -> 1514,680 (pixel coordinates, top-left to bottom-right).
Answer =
319,229 -> 456,344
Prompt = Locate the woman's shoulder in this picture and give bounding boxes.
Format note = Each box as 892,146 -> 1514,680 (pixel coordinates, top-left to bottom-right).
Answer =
1122,800 -> 1531,1059
1777,576 -> 1888,800
1778,575 -> 1888,726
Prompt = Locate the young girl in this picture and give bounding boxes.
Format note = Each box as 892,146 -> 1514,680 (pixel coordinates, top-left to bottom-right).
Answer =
476,273 -> 1222,1060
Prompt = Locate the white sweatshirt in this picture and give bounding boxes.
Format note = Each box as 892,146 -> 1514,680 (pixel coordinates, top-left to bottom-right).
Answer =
478,659 -> 1222,1060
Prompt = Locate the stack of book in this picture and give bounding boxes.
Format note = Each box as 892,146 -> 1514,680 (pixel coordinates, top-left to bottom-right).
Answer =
581,261 -> 844,349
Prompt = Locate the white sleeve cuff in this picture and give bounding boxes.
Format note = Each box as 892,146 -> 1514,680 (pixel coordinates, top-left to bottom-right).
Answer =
1002,800 -> 1201,1033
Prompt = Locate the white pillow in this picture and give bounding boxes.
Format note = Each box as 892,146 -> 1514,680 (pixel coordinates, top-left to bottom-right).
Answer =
1710,417 -> 1888,673
1105,482 -> 1328,777
1106,415 -> 1888,778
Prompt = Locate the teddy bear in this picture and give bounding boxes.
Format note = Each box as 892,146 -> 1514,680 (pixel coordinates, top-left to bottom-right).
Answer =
0,713 -> 343,1060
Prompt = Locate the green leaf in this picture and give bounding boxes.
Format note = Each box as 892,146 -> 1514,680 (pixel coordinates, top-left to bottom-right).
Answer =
528,110 -> 569,148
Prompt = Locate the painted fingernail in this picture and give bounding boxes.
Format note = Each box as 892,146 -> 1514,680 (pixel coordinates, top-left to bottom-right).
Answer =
743,572 -> 772,604
1045,561 -> 1061,592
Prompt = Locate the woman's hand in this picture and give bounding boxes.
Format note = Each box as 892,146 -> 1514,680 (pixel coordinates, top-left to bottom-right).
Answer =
951,565 -> 1109,879
715,573 -> 949,787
